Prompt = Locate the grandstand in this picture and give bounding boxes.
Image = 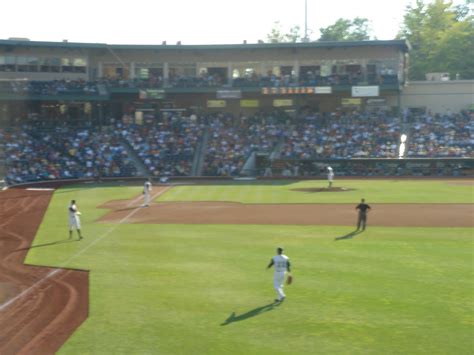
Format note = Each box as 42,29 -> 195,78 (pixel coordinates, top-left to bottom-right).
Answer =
0,39 -> 473,183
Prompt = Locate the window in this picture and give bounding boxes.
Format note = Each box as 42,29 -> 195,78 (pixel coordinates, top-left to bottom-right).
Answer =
62,58 -> 74,72
73,58 -> 87,73
0,56 -> 16,72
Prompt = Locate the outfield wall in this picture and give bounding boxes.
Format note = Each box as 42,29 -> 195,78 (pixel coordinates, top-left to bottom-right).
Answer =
256,157 -> 474,178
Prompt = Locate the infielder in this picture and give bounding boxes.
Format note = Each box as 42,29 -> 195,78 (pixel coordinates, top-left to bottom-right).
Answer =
68,200 -> 83,240
143,179 -> 152,207
355,198 -> 371,231
267,247 -> 291,303
327,166 -> 334,188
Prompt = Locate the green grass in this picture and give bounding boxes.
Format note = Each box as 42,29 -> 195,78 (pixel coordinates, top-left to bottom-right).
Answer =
25,180 -> 474,354
159,179 -> 473,204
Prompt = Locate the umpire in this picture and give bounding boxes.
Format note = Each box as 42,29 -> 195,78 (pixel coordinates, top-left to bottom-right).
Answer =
355,198 -> 371,231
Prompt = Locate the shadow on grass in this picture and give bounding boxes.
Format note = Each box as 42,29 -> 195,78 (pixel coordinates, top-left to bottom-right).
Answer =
335,229 -> 363,241
221,301 -> 280,326
14,238 -> 79,252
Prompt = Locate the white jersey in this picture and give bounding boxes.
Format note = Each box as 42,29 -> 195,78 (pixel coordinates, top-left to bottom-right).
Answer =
144,181 -> 152,194
272,254 -> 289,272
69,204 -> 81,229
328,171 -> 334,181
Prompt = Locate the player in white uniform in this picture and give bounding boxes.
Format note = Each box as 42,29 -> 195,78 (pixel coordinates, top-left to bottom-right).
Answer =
68,200 -> 83,240
327,166 -> 334,188
143,179 -> 152,207
267,247 -> 291,303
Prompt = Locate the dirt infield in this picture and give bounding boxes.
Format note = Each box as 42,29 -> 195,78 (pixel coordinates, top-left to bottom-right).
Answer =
99,198 -> 473,228
0,189 -> 88,355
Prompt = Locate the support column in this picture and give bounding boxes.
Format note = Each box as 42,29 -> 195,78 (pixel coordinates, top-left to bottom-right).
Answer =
98,62 -> 103,78
130,61 -> 136,80
163,62 -> 169,86
227,62 -> 232,85
293,59 -> 300,83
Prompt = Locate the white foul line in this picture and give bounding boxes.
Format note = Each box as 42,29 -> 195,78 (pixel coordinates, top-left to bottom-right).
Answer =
0,186 -> 171,312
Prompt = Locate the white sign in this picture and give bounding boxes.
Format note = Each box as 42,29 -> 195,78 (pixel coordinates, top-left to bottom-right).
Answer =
314,87 -> 332,94
352,86 -> 380,97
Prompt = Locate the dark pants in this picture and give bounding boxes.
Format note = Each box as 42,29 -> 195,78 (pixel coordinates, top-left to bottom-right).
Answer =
357,213 -> 367,230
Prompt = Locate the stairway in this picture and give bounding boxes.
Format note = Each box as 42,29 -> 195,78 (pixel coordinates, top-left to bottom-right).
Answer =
192,128 -> 209,176
120,137 -> 150,177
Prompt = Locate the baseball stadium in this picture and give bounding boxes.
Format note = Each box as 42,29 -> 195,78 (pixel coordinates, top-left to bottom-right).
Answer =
0,2 -> 473,354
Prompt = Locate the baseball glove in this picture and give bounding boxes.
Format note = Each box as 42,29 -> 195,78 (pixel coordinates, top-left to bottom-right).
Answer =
286,275 -> 293,285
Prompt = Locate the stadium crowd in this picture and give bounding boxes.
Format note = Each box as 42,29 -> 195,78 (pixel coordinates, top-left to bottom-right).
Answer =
2,109 -> 472,184
3,126 -> 136,184
120,117 -> 202,177
406,110 -> 473,158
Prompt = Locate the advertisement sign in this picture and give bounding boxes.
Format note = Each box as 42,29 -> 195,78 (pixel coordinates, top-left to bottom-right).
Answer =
140,89 -> 165,100
366,98 -> 387,106
341,98 -> 362,106
217,90 -> 242,99
240,100 -> 259,108
273,99 -> 293,107
351,86 -> 379,97
207,100 -> 226,108
261,87 -> 330,95
314,86 -> 332,94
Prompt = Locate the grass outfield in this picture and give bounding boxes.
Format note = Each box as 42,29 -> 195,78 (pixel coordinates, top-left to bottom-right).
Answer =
25,180 -> 474,354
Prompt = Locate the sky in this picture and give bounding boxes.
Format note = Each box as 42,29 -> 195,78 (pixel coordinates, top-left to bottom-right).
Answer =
0,0 -> 467,45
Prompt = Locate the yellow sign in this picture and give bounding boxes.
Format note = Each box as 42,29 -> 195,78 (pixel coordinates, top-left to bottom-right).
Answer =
341,98 -> 362,106
273,99 -> 293,107
207,100 -> 226,108
240,100 -> 259,108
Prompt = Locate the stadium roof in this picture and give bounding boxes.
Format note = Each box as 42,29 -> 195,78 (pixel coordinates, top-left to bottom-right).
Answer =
0,39 -> 411,52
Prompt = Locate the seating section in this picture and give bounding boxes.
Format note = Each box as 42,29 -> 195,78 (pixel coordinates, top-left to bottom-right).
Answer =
120,119 -> 202,177
2,110 -> 472,183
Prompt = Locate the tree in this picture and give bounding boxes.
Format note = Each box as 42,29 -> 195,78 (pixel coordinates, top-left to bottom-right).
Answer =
318,17 -> 372,41
266,21 -> 303,43
398,0 -> 474,79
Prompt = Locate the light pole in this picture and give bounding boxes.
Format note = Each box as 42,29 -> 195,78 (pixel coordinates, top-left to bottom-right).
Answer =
304,0 -> 309,42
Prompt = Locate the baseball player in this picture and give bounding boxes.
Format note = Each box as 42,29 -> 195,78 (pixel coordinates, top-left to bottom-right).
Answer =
68,200 -> 83,240
267,247 -> 291,303
143,179 -> 152,207
327,166 -> 334,188
355,198 -> 371,231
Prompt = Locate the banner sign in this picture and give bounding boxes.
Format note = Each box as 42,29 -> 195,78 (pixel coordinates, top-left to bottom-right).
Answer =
341,98 -> 362,106
216,90 -> 242,99
207,100 -> 226,108
314,86 -> 332,94
273,99 -> 293,107
261,86 -> 331,95
139,89 -> 165,100
351,86 -> 380,97
240,99 -> 259,108
366,98 -> 387,106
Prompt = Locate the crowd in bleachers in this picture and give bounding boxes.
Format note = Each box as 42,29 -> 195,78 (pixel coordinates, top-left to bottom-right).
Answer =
202,112 -> 286,176
6,80 -> 100,96
406,110 -> 473,158
3,126 -> 136,184
120,117 -> 202,177
1,109 -> 472,183
0,72 -> 399,95
281,111 -> 402,159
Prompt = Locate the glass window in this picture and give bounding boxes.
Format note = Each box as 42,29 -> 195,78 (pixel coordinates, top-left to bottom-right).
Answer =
73,58 -> 86,66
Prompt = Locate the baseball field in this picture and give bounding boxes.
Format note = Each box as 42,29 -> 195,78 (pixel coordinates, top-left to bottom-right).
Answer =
0,179 -> 473,354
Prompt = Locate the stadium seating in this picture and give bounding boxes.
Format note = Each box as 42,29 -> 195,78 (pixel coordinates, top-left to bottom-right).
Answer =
2,109 -> 472,184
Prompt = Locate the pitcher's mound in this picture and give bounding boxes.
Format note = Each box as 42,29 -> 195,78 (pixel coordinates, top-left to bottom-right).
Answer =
291,187 -> 355,193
